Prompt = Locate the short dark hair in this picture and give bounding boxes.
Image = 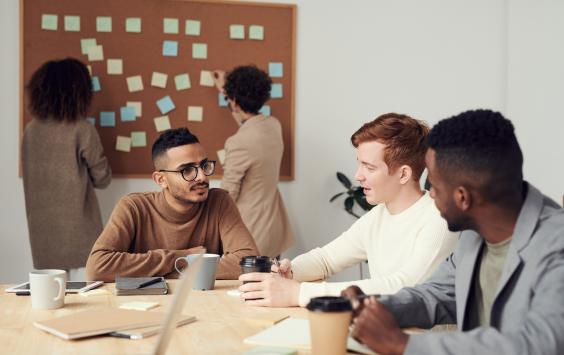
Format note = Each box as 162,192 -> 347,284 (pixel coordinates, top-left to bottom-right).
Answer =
428,109 -> 523,203
26,58 -> 92,122
152,128 -> 199,168
224,65 -> 272,114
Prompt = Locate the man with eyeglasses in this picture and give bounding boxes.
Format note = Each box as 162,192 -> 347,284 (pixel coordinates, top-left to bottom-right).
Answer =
85,128 -> 259,282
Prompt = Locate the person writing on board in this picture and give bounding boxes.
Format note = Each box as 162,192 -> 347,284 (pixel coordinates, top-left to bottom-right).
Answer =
22,58 -> 111,278
85,128 -> 258,282
342,110 -> 564,355
213,65 -> 294,258
238,113 -> 458,307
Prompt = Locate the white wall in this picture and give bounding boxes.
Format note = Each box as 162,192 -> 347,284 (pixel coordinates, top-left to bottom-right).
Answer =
1,0 -> 562,284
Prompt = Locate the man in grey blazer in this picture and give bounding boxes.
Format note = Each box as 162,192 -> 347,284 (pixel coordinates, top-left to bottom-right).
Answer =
343,109 -> 564,354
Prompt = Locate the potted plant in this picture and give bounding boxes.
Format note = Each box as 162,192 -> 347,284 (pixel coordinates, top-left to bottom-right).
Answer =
329,172 -> 374,218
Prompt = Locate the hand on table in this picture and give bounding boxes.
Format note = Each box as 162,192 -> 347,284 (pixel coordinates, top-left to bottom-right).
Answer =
341,285 -> 367,319
238,272 -> 300,307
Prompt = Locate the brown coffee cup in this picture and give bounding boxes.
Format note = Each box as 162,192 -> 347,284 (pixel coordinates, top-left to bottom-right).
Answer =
306,296 -> 352,355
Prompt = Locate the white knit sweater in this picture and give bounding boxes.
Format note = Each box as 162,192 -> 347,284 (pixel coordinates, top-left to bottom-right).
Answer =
292,192 -> 458,306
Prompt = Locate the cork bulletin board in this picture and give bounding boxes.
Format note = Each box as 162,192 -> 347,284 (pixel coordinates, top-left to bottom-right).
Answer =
20,0 -> 296,179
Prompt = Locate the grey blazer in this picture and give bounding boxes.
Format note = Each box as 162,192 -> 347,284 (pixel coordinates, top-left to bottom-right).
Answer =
379,183 -> 564,354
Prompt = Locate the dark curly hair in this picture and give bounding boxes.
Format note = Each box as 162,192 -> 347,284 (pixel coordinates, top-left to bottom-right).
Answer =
26,58 -> 92,122
224,65 -> 272,114
428,109 -> 523,202
152,127 -> 199,168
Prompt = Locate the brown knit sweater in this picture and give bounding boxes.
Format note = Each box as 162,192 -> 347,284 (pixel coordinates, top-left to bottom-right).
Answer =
85,188 -> 258,282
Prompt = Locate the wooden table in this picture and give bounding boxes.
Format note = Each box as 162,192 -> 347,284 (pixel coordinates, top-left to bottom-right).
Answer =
0,280 -> 309,354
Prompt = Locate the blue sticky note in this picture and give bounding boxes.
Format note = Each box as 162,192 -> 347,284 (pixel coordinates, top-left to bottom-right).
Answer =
91,76 -> 101,92
259,105 -> 271,116
86,117 -> 96,125
163,40 -> 178,57
270,83 -> 283,99
120,106 -> 136,121
269,62 -> 283,78
218,93 -> 228,107
100,112 -> 116,127
157,96 -> 175,114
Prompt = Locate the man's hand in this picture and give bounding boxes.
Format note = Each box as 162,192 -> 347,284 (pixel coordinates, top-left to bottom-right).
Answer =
352,297 -> 409,355
213,70 -> 226,92
238,272 -> 300,307
271,258 -> 293,279
341,285 -> 366,319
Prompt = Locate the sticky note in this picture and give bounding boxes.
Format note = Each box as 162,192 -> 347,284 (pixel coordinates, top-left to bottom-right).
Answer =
80,38 -> 97,55
87,65 -> 92,75
64,16 -> 80,32
96,16 -> 112,32
120,106 -> 136,121
151,72 -> 168,88
86,117 -> 96,125
100,112 -> 116,127
127,75 -> 144,92
259,105 -> 271,116
185,20 -> 200,36
91,76 -> 101,92
163,18 -> 179,34
131,131 -> 147,147
116,136 -> 132,152
175,73 -> 191,91
41,14 -> 58,31
79,288 -> 111,297
87,45 -> 104,61
163,40 -> 178,57
199,70 -> 214,87
188,106 -> 203,122
119,301 -> 159,311
230,24 -> 245,39
269,62 -> 283,78
154,116 -> 171,132
157,96 -> 175,114
218,93 -> 228,107
217,149 -> 226,165
127,101 -> 142,117
107,59 -> 123,75
126,18 -> 141,33
249,25 -> 264,40
192,43 -> 207,59
271,83 -> 283,98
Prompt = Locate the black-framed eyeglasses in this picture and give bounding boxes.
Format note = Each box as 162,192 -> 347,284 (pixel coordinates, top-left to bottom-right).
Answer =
159,160 -> 216,182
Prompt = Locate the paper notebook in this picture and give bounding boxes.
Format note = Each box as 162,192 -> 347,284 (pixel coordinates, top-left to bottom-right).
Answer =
34,307 -> 193,340
115,276 -> 168,296
108,316 -> 196,339
243,317 -> 376,355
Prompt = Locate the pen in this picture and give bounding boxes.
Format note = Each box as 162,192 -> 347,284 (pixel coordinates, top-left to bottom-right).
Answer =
16,291 -> 31,296
136,277 -> 162,289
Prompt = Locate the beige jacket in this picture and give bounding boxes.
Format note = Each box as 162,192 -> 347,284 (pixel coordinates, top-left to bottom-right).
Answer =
221,115 -> 294,257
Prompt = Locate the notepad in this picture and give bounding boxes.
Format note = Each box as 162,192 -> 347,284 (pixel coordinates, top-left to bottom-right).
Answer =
115,276 -> 168,296
108,316 -> 196,339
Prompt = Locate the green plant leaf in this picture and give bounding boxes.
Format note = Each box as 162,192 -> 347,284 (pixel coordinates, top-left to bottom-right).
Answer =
336,172 -> 352,189
329,192 -> 345,202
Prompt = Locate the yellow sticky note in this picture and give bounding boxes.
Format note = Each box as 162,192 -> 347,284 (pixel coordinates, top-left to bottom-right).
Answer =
107,59 -> 123,75
64,16 -> 80,32
217,149 -> 226,165
188,106 -> 203,122
127,101 -> 142,117
151,72 -> 168,88
87,45 -> 104,61
131,131 -> 147,147
199,70 -> 214,87
116,136 -> 132,152
192,43 -> 207,59
79,288 -> 111,297
229,24 -> 245,39
120,301 -> 159,311
163,18 -> 179,34
126,75 -> 144,92
154,116 -> 171,132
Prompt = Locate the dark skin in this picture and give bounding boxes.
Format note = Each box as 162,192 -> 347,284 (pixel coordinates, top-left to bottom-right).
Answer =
342,148 -> 525,354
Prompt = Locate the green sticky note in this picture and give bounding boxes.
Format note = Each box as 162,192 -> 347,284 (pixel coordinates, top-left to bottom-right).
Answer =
64,16 -> 80,32
175,74 -> 191,91
96,16 -> 112,32
126,18 -> 141,33
80,38 -> 97,55
131,131 -> 147,147
163,18 -> 179,34
230,24 -> 245,39
249,25 -> 264,40
192,43 -> 207,59
185,20 -> 200,36
41,14 -> 58,31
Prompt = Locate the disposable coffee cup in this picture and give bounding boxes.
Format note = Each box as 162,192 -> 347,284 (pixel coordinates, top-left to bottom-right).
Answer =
306,296 -> 352,355
239,256 -> 272,284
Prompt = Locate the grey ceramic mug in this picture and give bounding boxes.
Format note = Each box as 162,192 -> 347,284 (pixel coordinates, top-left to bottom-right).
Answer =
175,253 -> 219,290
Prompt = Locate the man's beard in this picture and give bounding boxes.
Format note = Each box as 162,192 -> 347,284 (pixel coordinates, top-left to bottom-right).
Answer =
171,182 -> 209,204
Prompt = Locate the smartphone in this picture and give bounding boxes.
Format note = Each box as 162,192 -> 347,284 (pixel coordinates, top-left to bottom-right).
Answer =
5,281 -> 104,294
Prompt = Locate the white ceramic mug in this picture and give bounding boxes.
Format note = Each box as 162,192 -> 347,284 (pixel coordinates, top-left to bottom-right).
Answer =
29,269 -> 66,310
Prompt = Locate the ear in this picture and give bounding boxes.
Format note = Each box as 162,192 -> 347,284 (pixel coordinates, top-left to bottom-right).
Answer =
152,171 -> 169,189
453,185 -> 472,211
398,165 -> 413,185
